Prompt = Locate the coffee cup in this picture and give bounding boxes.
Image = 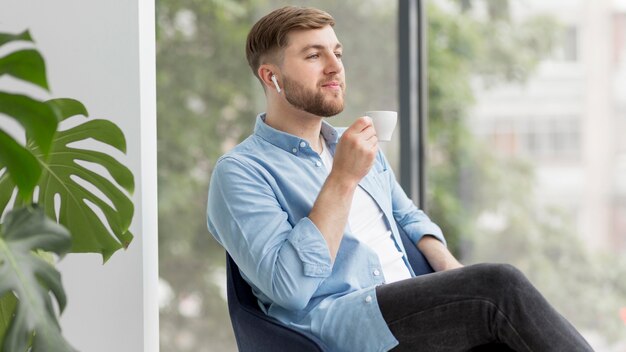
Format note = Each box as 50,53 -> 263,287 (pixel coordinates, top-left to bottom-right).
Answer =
366,111 -> 397,141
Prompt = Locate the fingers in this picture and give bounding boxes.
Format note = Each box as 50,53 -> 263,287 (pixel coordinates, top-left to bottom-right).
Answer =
347,116 -> 373,133
346,116 -> 376,139
366,135 -> 379,151
333,117 -> 379,183
361,125 -> 377,141
358,117 -> 378,150
343,116 -> 378,152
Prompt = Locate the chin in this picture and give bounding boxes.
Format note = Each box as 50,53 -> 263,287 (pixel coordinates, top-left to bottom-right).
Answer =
324,106 -> 344,118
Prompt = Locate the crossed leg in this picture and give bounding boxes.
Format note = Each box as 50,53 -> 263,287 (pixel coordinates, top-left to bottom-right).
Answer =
376,263 -> 593,352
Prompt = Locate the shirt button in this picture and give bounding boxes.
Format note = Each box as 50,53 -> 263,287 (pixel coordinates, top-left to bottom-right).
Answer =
299,141 -> 307,148
315,161 -> 321,167
292,148 -> 298,154
373,269 -> 380,276
365,295 -> 372,303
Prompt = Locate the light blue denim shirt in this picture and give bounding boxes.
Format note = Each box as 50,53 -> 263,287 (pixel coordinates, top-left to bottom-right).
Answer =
207,114 -> 446,352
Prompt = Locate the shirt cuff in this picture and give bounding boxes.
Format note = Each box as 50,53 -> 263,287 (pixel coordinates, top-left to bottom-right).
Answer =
406,221 -> 447,247
287,217 -> 333,277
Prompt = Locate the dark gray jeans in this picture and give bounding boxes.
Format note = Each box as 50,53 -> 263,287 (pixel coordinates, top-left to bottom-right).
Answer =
376,263 -> 594,352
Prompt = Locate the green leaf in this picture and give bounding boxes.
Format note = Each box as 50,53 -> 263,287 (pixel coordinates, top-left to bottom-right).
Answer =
36,119 -> 135,261
0,292 -> 18,347
0,92 -> 58,156
0,31 -> 33,47
0,129 -> 41,203
32,119 -> 133,262
0,98 -> 134,260
0,171 -> 15,220
0,49 -> 48,91
46,98 -> 89,122
0,206 -> 75,352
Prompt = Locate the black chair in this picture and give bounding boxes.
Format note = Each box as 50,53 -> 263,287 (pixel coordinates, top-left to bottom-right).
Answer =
225,226 -> 512,351
225,225 -> 433,352
226,253 -> 328,352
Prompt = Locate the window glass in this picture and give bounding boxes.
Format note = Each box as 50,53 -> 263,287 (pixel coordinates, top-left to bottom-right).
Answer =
156,1 -> 398,350
426,0 -> 626,348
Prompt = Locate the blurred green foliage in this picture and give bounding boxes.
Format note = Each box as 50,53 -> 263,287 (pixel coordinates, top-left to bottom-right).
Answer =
157,0 -> 626,350
426,0 -> 626,343
156,0 -> 258,350
425,1 -> 559,253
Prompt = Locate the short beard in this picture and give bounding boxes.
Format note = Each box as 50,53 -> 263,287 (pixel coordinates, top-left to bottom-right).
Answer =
282,75 -> 345,117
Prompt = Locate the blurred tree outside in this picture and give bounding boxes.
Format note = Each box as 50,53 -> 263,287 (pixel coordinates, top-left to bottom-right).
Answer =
156,1 -> 399,350
426,0 -> 626,347
156,0 -> 626,350
156,0 -> 258,350
425,0 -> 559,254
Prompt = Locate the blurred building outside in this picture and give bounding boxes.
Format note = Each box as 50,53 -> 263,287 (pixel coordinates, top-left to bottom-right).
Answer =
155,0 -> 626,350
469,0 -> 626,253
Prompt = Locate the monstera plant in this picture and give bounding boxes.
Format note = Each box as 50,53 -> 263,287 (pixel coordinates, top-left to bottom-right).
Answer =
0,31 -> 134,351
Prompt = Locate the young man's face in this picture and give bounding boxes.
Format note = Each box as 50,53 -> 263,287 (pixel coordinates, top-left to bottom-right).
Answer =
280,25 -> 346,117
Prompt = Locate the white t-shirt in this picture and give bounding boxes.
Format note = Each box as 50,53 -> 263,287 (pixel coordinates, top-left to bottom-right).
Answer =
318,136 -> 412,284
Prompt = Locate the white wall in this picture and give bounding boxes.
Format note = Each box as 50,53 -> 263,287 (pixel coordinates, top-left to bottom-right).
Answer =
0,1 -> 158,351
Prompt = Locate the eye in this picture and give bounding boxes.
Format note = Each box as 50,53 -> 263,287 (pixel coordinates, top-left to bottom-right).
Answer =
306,53 -> 320,60
335,52 -> 343,59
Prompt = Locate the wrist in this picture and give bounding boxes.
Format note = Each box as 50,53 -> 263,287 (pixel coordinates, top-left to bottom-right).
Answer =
326,170 -> 359,193
442,258 -> 464,271
418,235 -> 463,272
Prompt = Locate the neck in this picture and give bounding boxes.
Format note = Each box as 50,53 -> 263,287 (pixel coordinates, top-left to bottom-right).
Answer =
265,99 -> 324,154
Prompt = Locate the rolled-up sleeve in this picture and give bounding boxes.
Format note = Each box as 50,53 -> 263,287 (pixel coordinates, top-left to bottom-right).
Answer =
207,156 -> 332,311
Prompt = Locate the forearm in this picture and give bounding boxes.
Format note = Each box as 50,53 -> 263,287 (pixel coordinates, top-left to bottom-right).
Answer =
308,172 -> 357,262
417,235 -> 463,272
309,116 -> 378,262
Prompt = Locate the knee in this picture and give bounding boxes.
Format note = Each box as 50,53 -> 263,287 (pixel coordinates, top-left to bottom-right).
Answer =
473,263 -> 530,292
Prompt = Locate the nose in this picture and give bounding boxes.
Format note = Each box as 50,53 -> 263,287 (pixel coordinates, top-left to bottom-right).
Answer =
324,53 -> 343,76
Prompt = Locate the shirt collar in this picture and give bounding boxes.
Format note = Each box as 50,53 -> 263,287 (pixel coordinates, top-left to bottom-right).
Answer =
254,113 -> 340,153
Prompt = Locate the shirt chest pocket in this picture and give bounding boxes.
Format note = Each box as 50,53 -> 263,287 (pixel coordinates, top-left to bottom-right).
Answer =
359,168 -> 392,210
373,169 -> 391,194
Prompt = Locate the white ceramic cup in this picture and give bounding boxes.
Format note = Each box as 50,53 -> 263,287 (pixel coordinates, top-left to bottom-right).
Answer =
366,111 -> 397,141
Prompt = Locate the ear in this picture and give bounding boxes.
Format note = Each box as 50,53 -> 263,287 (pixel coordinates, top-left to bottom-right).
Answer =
258,64 -> 279,91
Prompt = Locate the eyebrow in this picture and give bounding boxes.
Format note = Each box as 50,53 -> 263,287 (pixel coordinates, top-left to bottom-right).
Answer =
299,43 -> 343,54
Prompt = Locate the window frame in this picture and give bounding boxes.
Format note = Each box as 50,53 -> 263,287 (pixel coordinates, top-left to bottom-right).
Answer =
398,0 -> 427,209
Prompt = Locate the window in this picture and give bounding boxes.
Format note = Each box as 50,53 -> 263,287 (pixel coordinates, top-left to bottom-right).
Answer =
156,1 -> 399,350
553,26 -> 579,62
426,1 -> 626,348
157,0 -> 626,350
477,115 -> 581,159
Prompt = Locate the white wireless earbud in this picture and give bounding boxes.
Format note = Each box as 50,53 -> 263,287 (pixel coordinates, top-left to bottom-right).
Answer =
271,74 -> 281,93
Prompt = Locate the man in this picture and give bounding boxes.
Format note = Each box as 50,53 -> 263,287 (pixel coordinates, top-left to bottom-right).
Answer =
207,6 -> 593,352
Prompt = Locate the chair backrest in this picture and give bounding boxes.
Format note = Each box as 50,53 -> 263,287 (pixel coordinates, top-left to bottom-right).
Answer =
397,225 -> 435,276
226,253 -> 329,351
225,225 -> 433,352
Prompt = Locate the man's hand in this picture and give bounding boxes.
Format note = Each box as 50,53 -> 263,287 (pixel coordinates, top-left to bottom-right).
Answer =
329,116 -> 378,187
308,116 -> 378,262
